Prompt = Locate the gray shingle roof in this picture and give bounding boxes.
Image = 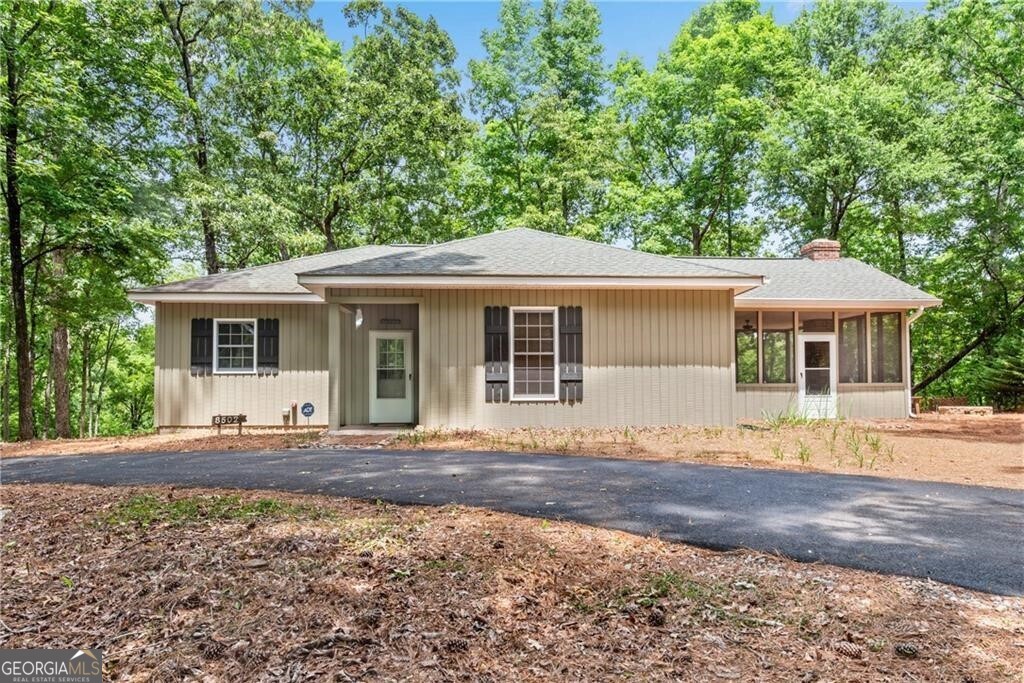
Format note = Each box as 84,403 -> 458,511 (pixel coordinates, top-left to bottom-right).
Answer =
129,229 -> 938,307
299,228 -> 755,279
131,245 -> 424,295
689,257 -> 940,304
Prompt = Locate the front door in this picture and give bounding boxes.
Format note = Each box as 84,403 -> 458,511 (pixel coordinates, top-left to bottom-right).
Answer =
798,334 -> 837,419
369,331 -> 414,424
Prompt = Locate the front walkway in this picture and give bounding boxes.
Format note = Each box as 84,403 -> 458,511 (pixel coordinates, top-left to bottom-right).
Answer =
4,448 -> 1021,595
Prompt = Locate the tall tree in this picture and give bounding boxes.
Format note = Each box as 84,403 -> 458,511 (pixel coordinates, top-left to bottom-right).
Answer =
613,0 -> 792,255
760,0 -> 916,247
2,0 -> 167,439
465,0 -> 614,238
157,0 -> 230,273
910,0 -> 1024,397
283,1 -> 467,249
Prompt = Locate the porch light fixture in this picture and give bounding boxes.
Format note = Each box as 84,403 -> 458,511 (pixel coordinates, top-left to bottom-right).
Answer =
355,307 -> 364,328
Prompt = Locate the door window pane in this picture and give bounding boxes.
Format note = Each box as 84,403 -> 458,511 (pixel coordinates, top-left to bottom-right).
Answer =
871,313 -> 902,383
799,311 -> 834,333
376,338 -> 406,399
839,312 -> 867,383
735,311 -> 758,383
512,310 -> 556,398
804,341 -> 831,395
762,311 -> 794,383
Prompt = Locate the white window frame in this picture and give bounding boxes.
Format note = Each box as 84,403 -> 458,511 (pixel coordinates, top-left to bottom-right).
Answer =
213,318 -> 257,375
509,306 -> 559,402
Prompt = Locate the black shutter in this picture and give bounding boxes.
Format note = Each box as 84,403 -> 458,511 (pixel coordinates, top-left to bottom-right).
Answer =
190,318 -> 213,376
484,306 -> 509,403
559,306 -> 583,402
257,318 -> 279,375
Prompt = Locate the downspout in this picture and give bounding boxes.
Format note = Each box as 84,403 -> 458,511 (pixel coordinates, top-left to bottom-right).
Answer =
905,308 -> 928,417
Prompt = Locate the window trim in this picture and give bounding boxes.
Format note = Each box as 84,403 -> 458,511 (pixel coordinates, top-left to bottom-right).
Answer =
509,306 -> 559,402
213,318 -> 258,375
734,309 -> 759,384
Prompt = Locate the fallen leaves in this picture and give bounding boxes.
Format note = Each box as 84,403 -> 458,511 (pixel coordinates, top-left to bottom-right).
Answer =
1,483 -> 1021,682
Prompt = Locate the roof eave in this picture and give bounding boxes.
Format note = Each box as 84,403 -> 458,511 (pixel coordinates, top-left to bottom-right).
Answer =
734,297 -> 942,309
296,274 -> 765,292
127,291 -> 325,305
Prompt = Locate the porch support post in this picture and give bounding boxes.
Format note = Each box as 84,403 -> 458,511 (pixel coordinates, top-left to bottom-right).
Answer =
328,304 -> 342,428
903,310 -> 913,417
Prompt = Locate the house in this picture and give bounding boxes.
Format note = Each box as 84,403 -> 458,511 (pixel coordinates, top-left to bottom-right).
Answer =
128,228 -> 940,430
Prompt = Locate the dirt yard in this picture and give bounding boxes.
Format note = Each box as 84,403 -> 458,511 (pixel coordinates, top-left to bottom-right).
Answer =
0,484 -> 1020,681
393,414 -> 1023,490
0,429 -> 328,457
5,414 -> 1021,490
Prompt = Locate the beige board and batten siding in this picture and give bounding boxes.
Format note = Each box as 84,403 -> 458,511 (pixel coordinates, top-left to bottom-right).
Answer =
155,302 -> 329,427
734,385 -> 908,420
328,287 -> 735,428
336,301 -> 418,425
836,385 -> 907,418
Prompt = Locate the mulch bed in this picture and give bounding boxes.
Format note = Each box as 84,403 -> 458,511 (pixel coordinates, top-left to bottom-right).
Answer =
1,484 -> 1021,681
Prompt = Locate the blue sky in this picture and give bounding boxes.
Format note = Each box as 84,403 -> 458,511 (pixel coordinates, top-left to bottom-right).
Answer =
309,1 -> 927,73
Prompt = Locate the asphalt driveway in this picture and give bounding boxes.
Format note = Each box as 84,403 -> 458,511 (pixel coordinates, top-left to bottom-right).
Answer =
3,448 -> 1021,596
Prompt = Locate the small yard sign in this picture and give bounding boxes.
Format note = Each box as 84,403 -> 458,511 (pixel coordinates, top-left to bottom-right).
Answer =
301,402 -> 315,418
212,413 -> 247,435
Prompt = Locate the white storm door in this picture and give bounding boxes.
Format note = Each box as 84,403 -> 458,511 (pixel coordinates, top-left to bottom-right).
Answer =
798,334 -> 837,419
369,331 -> 414,424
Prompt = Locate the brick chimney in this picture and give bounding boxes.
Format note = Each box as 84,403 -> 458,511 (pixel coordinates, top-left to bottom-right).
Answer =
799,238 -> 841,261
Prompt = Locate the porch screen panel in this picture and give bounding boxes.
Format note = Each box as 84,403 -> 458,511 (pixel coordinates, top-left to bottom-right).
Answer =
761,311 -> 794,383
838,312 -> 866,383
871,312 -> 902,382
735,311 -> 758,383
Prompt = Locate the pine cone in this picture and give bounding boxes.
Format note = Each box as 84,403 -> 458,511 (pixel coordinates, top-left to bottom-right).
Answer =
647,607 -> 667,627
894,642 -> 919,659
444,637 -> 469,653
180,592 -> 204,609
198,638 -> 228,660
831,640 -> 863,659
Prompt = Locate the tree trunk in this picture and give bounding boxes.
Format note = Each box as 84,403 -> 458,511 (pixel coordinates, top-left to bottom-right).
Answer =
726,205 -> 733,257
560,185 -> 570,231
49,251 -> 71,437
91,323 -> 117,436
892,199 -> 908,280
912,296 -> 1024,394
159,0 -> 220,274
79,332 -> 90,437
42,337 -> 52,439
50,323 -> 70,437
3,14 -> 35,440
1,328 -> 9,441
321,197 -> 341,250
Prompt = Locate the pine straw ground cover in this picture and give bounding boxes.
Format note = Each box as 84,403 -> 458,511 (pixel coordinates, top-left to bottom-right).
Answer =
388,414 -> 1024,490
1,485 -> 1021,682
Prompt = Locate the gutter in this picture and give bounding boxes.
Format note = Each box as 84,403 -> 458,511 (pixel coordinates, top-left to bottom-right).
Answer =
905,305 -> 936,418
127,291 -> 324,305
